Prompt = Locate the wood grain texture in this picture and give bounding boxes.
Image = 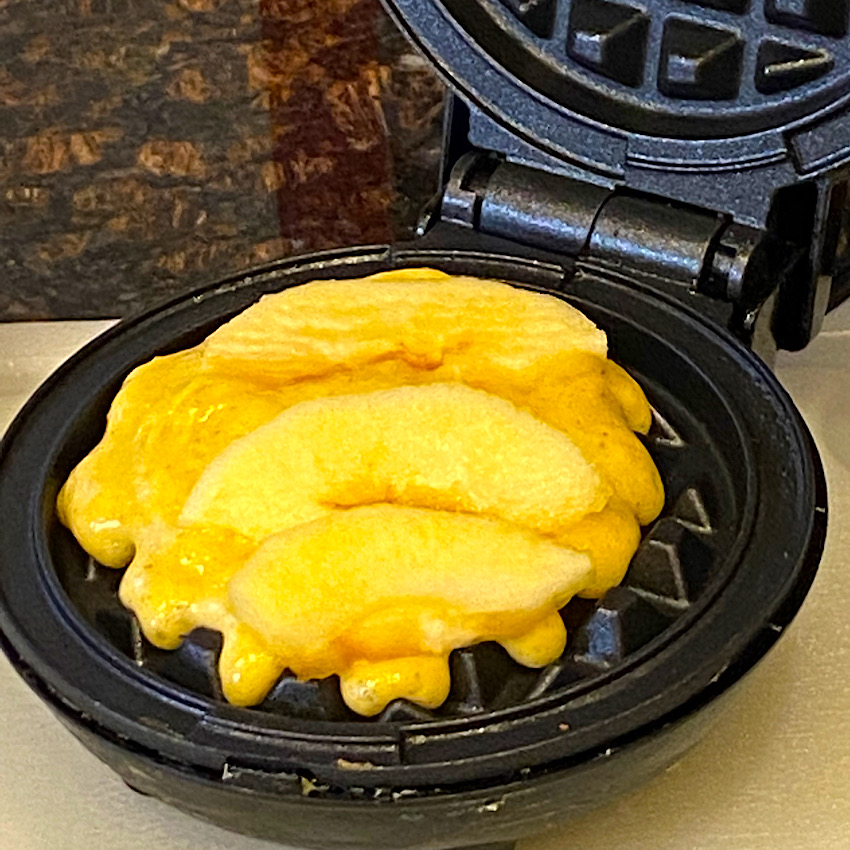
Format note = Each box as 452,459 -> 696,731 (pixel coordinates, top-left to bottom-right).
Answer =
0,0 -> 444,319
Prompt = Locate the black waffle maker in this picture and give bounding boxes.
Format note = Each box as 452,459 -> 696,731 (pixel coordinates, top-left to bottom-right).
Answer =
2,1 -> 848,848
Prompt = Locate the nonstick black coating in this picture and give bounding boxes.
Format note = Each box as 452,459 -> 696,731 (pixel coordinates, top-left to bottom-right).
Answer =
397,0 -> 850,138
383,0 -> 850,181
0,245 -> 826,850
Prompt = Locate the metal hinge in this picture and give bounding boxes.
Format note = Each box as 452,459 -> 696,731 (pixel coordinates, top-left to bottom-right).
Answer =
436,152 -> 784,313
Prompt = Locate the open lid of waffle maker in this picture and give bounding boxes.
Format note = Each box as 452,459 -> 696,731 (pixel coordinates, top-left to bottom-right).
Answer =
385,0 -> 850,352
0,3 -> 841,850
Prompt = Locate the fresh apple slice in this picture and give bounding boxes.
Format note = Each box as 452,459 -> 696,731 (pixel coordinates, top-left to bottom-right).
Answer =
201,269 -> 607,382
228,504 -> 593,714
180,383 -> 609,542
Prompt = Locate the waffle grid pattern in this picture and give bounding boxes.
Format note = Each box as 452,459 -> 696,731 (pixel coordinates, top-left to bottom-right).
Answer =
490,0 -> 846,104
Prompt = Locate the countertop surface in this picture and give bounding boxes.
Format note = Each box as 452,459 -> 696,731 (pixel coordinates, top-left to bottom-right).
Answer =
1,308 -> 849,849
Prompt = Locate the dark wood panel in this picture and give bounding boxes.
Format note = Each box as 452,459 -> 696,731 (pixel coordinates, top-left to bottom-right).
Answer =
0,0 -> 444,319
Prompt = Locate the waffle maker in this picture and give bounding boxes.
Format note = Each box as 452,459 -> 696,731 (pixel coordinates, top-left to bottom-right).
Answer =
1,1 -> 846,848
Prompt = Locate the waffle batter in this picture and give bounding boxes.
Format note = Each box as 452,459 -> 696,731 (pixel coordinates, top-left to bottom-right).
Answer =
57,269 -> 664,715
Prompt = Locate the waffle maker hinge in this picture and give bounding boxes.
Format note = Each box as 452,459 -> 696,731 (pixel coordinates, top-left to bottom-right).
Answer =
418,96 -> 850,361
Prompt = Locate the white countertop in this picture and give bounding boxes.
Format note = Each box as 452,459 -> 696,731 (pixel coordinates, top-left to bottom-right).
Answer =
1,312 -> 849,850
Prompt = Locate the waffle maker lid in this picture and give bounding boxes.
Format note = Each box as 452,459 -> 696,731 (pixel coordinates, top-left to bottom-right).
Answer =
383,0 -> 850,187
383,0 -> 850,351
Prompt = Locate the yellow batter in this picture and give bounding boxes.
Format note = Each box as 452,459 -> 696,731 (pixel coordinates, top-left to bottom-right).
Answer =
57,269 -> 664,715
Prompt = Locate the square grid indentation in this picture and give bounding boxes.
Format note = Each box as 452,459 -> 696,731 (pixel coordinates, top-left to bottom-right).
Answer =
493,0 -> 844,101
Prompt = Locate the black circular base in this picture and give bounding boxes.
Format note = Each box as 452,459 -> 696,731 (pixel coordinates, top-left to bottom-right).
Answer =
0,244 -> 826,849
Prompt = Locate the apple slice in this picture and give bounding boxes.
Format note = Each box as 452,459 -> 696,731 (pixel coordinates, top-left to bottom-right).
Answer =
201,269 -> 607,382
180,383 -> 609,542
227,504 -> 592,713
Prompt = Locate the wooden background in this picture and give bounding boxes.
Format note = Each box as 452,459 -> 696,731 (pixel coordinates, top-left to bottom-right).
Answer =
0,0 -> 445,319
